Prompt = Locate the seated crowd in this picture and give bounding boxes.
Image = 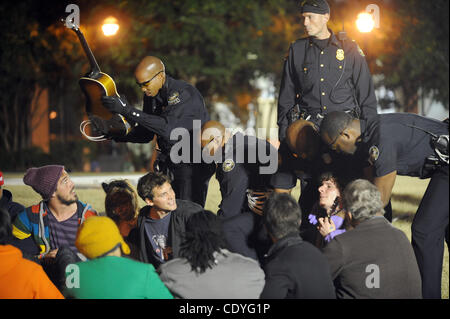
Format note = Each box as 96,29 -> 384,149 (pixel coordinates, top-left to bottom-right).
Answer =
0,167 -> 423,299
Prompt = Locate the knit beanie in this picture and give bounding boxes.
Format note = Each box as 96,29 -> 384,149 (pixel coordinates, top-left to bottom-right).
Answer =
23,165 -> 64,200
75,216 -> 131,259
301,0 -> 330,14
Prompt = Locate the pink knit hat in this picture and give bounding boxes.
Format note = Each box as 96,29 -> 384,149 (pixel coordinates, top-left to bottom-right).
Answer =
23,165 -> 65,200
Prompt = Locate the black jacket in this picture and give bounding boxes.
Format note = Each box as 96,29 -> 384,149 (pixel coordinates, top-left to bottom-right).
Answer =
0,189 -> 24,221
260,233 -> 336,299
128,199 -> 203,268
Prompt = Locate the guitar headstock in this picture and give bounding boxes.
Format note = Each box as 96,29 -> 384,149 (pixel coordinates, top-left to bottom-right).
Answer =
62,4 -> 80,31
61,18 -> 79,32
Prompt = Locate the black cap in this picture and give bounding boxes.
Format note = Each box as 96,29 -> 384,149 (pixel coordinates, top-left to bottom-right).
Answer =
301,0 -> 330,14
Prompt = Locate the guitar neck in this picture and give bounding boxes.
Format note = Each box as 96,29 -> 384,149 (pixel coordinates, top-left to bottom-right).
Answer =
74,27 -> 101,74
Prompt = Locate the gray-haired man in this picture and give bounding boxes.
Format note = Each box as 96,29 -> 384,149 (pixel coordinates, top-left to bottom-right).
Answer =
322,179 -> 422,299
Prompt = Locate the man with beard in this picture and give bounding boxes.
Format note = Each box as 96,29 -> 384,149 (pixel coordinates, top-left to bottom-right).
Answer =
12,165 -> 97,290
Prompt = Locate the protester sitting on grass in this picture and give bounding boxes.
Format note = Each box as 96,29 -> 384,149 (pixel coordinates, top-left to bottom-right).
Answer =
260,193 -> 336,299
0,170 -> 25,221
0,170 -> 34,252
102,179 -> 140,258
128,172 -> 203,269
11,165 -> 98,291
0,208 -> 64,299
158,210 -> 265,298
322,179 -> 422,299
64,216 -> 173,299
102,179 -> 139,238
303,172 -> 347,248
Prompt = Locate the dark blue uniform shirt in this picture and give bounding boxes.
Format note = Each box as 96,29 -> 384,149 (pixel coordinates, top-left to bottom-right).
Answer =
216,132 -> 277,218
270,141 -> 363,190
115,76 -> 210,156
278,30 -> 378,140
357,113 -> 448,178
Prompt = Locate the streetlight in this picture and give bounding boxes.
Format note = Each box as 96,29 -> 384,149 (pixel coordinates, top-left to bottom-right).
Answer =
356,12 -> 375,33
102,16 -> 119,36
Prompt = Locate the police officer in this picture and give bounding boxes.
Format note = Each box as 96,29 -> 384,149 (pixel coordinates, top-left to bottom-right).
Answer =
93,56 -> 212,207
275,0 -> 379,217
278,0 -> 377,137
200,121 -> 278,263
271,119 -> 365,239
320,111 -> 449,299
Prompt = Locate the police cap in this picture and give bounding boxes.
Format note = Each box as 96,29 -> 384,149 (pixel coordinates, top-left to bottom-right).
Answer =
301,0 -> 330,14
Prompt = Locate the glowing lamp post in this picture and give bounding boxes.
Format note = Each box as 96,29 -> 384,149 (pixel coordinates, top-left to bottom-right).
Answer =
356,12 -> 375,33
102,17 -> 119,36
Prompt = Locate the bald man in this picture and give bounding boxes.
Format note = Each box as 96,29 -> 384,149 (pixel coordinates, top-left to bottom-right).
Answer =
271,119 -> 372,242
97,56 -> 213,206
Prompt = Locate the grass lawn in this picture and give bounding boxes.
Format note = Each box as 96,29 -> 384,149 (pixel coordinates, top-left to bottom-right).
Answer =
4,174 -> 448,299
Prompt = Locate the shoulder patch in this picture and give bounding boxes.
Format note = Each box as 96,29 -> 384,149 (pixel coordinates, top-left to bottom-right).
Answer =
368,145 -> 379,165
168,91 -> 181,106
222,158 -> 235,173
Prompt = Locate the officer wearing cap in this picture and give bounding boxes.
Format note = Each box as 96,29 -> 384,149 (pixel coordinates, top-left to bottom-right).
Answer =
320,111 -> 449,299
275,0 -> 379,217
278,0 -> 378,139
94,56 -> 213,207
200,120 -> 277,262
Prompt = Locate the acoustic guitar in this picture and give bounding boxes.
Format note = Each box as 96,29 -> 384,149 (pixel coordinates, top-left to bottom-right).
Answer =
64,20 -> 132,140
66,21 -> 118,120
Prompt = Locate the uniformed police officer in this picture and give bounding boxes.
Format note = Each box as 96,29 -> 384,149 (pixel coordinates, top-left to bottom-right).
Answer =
275,0 -> 379,217
93,56 -> 213,207
320,111 -> 449,299
271,119 -> 366,239
200,120 -> 278,263
278,0 -> 377,137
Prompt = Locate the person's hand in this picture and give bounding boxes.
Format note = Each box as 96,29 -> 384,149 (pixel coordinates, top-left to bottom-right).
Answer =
101,95 -> 131,115
247,190 -> 272,216
318,217 -> 336,237
41,249 -> 59,264
90,115 -> 110,136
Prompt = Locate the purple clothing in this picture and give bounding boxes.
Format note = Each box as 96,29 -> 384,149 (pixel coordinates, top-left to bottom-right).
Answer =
47,210 -> 80,254
308,213 -> 346,242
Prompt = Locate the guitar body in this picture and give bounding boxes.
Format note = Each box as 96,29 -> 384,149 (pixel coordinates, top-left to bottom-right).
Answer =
79,72 -> 119,120
65,23 -> 121,120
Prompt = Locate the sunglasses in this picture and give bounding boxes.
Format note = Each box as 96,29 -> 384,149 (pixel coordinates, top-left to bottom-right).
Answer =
136,71 -> 163,88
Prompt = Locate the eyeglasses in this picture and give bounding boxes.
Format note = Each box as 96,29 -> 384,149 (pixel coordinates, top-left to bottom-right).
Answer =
136,71 -> 163,88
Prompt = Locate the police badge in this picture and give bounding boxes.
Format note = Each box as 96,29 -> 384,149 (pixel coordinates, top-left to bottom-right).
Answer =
222,158 -> 235,172
168,91 -> 181,106
336,49 -> 345,61
368,145 -> 380,165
